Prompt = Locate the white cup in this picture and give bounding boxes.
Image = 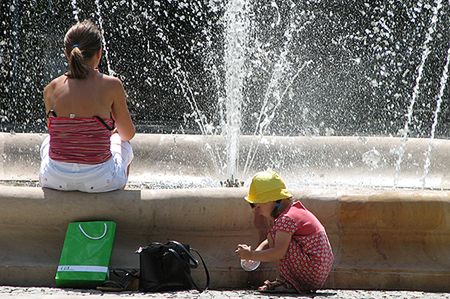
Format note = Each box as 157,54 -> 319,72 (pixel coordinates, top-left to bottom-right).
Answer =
240,259 -> 261,271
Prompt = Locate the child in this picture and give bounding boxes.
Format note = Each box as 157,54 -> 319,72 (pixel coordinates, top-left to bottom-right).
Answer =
235,170 -> 334,293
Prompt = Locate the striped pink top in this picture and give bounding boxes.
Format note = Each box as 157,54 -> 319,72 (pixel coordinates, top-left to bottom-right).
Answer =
48,117 -> 113,164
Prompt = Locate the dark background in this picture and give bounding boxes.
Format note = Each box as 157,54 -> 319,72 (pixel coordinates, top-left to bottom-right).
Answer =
1,0 -> 449,137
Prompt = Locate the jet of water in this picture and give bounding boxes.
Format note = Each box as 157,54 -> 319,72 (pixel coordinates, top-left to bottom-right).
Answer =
223,0 -> 251,179
242,7 -> 311,176
137,11 -> 224,175
393,0 -> 443,187
421,43 -> 450,188
95,0 -> 115,76
243,60 -> 311,176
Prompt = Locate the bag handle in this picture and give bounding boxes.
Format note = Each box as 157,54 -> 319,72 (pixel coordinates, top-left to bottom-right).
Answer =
78,223 -> 108,240
167,241 -> 210,292
189,248 -> 210,292
168,240 -> 199,268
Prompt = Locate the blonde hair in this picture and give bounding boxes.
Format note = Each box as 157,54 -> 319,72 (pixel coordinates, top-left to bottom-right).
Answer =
64,20 -> 102,79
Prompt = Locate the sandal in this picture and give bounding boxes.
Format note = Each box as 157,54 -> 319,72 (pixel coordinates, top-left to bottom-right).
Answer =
257,279 -> 297,294
96,269 -> 139,292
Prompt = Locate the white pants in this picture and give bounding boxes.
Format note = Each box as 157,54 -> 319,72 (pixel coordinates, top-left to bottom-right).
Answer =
39,134 -> 134,193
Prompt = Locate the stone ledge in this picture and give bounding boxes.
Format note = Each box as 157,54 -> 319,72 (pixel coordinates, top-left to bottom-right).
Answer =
0,185 -> 449,291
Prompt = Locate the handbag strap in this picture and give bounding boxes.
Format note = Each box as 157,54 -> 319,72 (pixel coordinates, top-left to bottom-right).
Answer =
189,248 -> 210,292
167,242 -> 210,293
168,240 -> 199,268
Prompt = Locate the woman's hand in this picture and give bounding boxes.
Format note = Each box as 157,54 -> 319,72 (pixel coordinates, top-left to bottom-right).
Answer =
235,244 -> 252,260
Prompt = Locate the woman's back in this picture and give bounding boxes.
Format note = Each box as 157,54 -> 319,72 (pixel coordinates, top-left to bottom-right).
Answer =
48,70 -> 114,119
45,71 -> 134,141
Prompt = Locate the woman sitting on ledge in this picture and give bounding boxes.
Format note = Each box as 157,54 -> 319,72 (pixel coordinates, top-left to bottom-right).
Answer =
235,170 -> 334,293
39,19 -> 135,193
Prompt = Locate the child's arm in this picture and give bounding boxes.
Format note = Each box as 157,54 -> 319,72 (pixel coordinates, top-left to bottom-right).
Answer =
255,239 -> 269,251
236,231 -> 291,262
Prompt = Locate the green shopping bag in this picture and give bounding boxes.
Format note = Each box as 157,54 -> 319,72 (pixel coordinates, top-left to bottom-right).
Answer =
55,221 -> 116,288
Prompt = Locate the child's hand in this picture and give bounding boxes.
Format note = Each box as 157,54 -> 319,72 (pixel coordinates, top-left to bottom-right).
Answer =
235,244 -> 252,260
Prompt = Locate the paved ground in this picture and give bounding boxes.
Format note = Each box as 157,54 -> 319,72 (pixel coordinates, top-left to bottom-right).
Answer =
0,287 -> 448,299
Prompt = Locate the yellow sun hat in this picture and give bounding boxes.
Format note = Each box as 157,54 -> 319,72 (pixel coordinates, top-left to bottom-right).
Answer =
245,170 -> 293,204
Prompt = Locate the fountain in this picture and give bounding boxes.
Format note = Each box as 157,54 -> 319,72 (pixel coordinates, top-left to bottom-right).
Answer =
0,0 -> 450,292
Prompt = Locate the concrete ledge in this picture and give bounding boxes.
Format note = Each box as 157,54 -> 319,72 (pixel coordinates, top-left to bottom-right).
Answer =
0,186 -> 449,291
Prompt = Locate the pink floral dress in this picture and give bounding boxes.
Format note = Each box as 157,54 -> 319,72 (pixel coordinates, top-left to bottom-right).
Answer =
269,201 -> 334,292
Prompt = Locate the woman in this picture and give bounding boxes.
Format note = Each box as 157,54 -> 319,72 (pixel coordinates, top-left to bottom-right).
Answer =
235,170 -> 334,293
40,19 -> 135,192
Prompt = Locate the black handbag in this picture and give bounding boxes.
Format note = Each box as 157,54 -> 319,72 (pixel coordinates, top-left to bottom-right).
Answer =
136,240 -> 210,292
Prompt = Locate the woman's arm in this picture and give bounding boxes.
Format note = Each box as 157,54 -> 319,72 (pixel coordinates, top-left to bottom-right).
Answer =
43,81 -> 55,126
235,230 -> 292,262
110,78 -> 135,141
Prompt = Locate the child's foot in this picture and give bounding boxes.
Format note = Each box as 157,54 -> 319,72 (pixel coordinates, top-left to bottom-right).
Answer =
257,279 -> 297,293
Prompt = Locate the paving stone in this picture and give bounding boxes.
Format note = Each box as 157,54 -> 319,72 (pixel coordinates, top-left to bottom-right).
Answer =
0,287 -> 449,299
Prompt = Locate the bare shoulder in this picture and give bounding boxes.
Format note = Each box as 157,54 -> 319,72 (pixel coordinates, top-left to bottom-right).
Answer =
102,74 -> 124,91
44,75 -> 65,97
